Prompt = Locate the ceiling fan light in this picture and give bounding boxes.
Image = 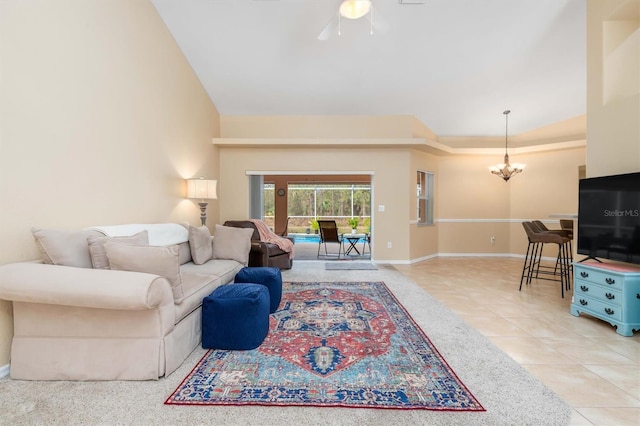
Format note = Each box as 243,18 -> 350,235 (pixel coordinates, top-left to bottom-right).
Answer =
339,0 -> 372,20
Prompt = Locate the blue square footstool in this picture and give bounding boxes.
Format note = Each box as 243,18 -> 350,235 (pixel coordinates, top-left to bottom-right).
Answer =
234,266 -> 282,313
202,283 -> 270,350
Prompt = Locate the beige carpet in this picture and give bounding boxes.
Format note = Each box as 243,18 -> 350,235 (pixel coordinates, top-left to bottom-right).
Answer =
0,261 -> 571,425
324,261 -> 377,270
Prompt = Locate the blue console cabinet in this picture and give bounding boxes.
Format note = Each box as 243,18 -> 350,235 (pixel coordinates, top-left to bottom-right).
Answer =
571,262 -> 640,336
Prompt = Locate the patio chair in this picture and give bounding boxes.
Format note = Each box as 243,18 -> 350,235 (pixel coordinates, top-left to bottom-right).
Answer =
362,232 -> 371,257
276,216 -> 290,237
317,220 -> 344,259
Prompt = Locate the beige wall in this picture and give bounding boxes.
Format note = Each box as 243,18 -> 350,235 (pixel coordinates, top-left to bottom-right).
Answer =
441,115 -> 587,149
0,1 -> 220,367
509,148 -> 585,258
216,133 -> 584,261
437,154 -> 511,255
587,0 -> 640,177
221,115 -> 416,139
437,148 -> 585,256
409,150 -> 439,260
217,113 -> 585,262
218,147 -> 414,262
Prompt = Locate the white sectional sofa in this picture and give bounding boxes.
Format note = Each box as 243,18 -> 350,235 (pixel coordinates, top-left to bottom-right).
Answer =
0,223 -> 254,381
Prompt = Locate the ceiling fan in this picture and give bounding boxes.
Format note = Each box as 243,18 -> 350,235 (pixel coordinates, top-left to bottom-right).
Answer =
317,0 -> 389,41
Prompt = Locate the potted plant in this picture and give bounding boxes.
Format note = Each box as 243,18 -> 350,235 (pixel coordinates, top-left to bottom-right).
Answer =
347,217 -> 359,234
310,219 -> 319,234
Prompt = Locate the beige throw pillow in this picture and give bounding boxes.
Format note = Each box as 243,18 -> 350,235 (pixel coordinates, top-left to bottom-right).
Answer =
188,226 -> 213,265
211,224 -> 254,265
104,242 -> 183,301
32,228 -> 103,268
87,231 -> 149,270
177,241 -> 192,265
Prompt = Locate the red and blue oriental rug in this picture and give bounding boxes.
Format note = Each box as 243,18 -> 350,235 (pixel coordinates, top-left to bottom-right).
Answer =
165,281 -> 484,411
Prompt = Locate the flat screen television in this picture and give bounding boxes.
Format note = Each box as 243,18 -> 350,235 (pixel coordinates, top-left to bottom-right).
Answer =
577,172 -> 640,264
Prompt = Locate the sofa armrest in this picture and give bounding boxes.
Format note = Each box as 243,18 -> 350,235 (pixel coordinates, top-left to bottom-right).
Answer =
249,242 -> 269,266
0,263 -> 173,310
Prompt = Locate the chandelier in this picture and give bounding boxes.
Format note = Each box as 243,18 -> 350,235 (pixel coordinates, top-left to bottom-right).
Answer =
489,110 -> 525,182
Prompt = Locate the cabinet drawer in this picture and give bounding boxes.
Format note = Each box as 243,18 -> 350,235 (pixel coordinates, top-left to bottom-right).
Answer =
574,280 -> 622,307
573,295 -> 622,321
574,268 -> 623,291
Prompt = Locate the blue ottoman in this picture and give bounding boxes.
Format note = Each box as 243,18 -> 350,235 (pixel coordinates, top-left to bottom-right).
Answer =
202,283 -> 270,350
234,267 -> 282,313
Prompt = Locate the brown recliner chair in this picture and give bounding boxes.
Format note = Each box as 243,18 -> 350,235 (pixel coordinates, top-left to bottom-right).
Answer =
223,220 -> 294,270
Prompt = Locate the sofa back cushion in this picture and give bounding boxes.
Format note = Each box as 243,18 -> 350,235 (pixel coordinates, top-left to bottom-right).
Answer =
222,221 -> 260,241
104,243 -> 183,302
188,226 -> 213,265
85,223 -> 188,246
32,228 -> 104,268
177,242 -> 192,265
87,231 -> 149,270
212,225 -> 254,265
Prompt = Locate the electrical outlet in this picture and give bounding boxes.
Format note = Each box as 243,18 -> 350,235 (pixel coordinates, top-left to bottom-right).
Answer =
387,241 -> 392,249
491,236 -> 496,244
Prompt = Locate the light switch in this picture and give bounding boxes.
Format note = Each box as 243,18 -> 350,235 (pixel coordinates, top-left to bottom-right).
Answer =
378,205 -> 385,212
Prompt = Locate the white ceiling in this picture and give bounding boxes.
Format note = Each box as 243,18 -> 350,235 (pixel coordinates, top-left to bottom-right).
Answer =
151,0 -> 586,137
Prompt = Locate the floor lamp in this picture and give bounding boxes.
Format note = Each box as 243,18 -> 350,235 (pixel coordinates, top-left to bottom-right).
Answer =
186,178 -> 217,226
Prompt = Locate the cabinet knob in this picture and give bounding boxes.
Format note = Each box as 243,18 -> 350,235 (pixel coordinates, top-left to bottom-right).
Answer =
604,308 -> 615,315
580,299 -> 588,306
580,285 -> 589,292
580,272 -> 589,278
605,293 -> 615,300
605,278 -> 615,285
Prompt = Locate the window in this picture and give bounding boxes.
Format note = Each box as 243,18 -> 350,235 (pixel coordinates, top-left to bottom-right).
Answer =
417,171 -> 434,225
287,183 -> 371,230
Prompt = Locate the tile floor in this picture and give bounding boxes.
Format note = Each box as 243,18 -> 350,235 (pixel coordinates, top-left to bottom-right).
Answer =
394,257 -> 640,426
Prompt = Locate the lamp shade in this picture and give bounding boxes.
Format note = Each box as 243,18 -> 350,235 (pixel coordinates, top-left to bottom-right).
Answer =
187,178 -> 217,200
339,0 -> 371,19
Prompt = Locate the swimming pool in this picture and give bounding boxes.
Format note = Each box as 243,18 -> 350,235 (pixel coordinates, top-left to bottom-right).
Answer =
289,233 -> 367,244
289,233 -> 319,244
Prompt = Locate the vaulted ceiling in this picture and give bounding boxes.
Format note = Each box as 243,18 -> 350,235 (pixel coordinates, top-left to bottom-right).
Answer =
151,0 -> 586,138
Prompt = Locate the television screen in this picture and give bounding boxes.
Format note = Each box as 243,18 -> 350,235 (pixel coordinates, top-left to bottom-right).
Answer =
577,172 -> 640,264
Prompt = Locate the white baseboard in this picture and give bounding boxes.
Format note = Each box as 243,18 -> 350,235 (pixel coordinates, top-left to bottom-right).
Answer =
409,253 -> 439,264
0,364 -> 9,379
407,252 -> 562,264
379,253 -> 512,265
437,252 -> 516,258
375,259 -> 413,265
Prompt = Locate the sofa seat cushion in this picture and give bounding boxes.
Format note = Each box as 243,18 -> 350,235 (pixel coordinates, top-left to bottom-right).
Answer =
180,259 -> 244,285
173,272 -> 221,324
173,259 -> 244,323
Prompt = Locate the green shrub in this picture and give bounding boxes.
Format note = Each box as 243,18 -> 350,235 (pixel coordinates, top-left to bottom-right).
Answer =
347,217 -> 359,229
